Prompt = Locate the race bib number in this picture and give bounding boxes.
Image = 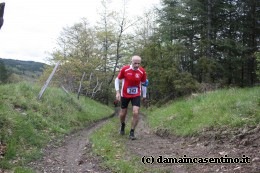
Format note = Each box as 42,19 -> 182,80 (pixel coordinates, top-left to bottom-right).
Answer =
127,87 -> 138,94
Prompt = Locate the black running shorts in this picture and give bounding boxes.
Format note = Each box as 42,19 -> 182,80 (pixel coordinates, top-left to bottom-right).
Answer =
121,96 -> 140,109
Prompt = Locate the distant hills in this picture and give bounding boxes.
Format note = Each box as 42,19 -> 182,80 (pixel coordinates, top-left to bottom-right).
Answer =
0,58 -> 48,82
0,58 -> 46,72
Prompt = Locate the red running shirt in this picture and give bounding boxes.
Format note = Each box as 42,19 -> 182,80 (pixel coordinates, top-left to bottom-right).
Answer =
117,65 -> 147,98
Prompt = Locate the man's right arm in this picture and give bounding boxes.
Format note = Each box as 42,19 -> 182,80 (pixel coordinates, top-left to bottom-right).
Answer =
115,77 -> 120,92
115,77 -> 121,101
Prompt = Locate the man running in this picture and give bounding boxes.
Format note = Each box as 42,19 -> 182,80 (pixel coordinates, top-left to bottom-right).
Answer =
115,55 -> 148,140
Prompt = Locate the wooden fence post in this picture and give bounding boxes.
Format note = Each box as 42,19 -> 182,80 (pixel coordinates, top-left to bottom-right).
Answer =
38,61 -> 60,100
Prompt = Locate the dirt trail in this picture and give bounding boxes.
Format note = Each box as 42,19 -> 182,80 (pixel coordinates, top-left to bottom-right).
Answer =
127,114 -> 260,173
28,110 -> 259,173
28,115 -> 114,173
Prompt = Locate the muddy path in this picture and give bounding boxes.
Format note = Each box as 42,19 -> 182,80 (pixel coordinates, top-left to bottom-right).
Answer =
127,114 -> 260,173
28,113 -> 116,173
28,109 -> 259,173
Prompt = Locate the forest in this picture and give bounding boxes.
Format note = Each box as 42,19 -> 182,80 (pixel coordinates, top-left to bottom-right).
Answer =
2,0 -> 260,105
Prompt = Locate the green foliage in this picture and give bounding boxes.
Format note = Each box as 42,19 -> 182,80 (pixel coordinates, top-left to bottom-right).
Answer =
140,40 -> 199,103
155,0 -> 259,87
41,20 -> 115,104
255,52 -> 260,81
0,82 -> 113,170
146,87 -> 260,136
195,57 -> 221,83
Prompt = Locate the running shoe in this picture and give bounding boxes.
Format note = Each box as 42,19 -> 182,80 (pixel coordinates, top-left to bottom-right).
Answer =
129,131 -> 136,140
120,124 -> 125,135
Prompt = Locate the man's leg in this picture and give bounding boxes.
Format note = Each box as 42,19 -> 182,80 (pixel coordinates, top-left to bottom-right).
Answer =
120,108 -> 127,124
119,108 -> 127,135
129,96 -> 141,140
131,106 -> 140,130
120,97 -> 129,135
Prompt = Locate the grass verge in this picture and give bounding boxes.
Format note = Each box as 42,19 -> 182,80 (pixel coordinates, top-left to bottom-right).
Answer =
0,82 -> 113,171
145,87 -> 260,136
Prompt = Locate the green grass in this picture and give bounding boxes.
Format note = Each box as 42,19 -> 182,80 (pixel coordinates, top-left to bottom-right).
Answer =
89,87 -> 259,172
90,117 -> 150,173
146,87 -> 260,136
0,82 -> 114,171
1,83 -> 259,172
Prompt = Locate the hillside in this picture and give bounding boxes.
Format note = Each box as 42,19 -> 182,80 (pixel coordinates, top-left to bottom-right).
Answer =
0,82 -> 114,172
0,58 -> 47,82
147,87 -> 260,136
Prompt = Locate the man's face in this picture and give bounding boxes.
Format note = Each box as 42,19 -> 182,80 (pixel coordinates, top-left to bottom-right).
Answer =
132,59 -> 141,70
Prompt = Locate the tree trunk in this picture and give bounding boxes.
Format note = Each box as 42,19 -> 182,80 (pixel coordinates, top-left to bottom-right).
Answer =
206,0 -> 212,59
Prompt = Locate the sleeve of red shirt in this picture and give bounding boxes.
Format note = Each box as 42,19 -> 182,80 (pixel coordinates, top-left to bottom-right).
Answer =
117,66 -> 125,79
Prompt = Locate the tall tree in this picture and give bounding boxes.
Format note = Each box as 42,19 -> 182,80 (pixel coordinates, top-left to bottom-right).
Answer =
239,0 -> 259,85
155,0 -> 259,87
95,0 -> 118,104
40,19 -> 101,95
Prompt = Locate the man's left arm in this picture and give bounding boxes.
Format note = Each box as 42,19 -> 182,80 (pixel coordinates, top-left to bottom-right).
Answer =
142,85 -> 147,98
141,79 -> 148,99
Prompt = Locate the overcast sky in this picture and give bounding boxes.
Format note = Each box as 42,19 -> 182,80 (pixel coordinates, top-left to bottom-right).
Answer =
0,0 -> 160,64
